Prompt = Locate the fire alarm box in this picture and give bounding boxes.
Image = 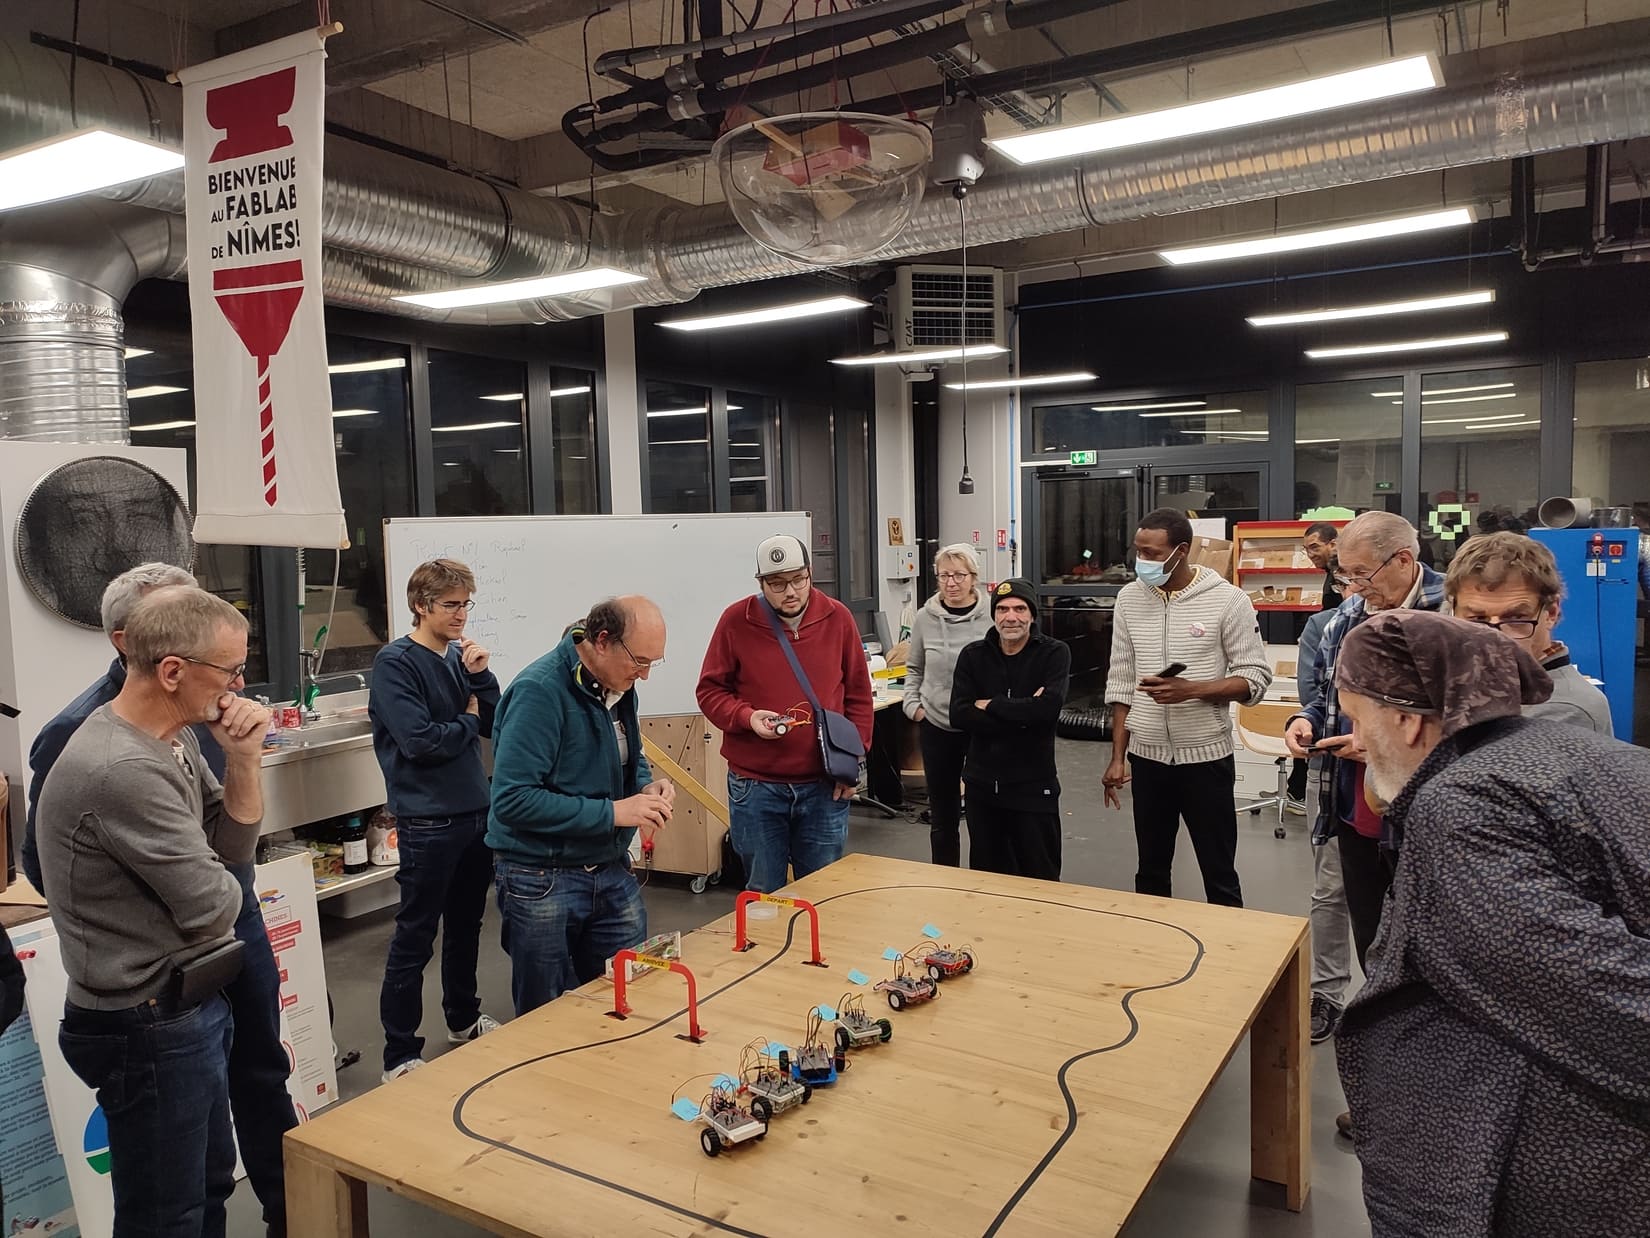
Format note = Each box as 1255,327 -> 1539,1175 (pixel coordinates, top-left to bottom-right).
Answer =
884,546 -> 917,579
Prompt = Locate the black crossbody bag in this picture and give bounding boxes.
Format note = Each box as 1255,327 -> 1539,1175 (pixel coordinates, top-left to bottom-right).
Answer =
759,601 -> 865,785
166,938 -> 245,1011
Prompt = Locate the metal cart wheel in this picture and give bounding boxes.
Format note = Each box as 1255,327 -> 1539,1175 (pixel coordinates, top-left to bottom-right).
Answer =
690,874 -> 710,894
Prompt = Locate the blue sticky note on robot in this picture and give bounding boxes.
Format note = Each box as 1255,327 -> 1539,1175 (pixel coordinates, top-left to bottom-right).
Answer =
847,968 -> 869,985
713,1073 -> 738,1090
671,1098 -> 701,1121
882,946 -> 902,961
922,923 -> 943,939
815,1004 -> 838,1021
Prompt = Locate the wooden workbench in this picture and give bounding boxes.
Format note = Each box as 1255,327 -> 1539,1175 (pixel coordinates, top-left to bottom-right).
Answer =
286,853 -> 1309,1237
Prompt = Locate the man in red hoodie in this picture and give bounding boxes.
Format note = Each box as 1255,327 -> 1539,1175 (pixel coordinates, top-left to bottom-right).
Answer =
697,534 -> 875,892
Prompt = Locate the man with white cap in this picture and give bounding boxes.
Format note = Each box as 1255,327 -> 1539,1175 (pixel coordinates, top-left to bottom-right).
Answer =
697,534 -> 875,892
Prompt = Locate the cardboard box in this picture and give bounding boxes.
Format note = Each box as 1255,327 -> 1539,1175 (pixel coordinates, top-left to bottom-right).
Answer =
1187,535 -> 1234,580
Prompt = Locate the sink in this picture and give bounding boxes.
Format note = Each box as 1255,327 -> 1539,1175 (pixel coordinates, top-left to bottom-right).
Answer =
290,716 -> 373,747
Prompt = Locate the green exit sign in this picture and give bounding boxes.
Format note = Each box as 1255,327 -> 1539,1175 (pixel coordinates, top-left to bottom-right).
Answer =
1375,481 -> 1395,492
1069,450 -> 1098,466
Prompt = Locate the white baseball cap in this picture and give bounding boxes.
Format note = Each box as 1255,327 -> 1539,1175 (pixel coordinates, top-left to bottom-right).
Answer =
755,534 -> 809,578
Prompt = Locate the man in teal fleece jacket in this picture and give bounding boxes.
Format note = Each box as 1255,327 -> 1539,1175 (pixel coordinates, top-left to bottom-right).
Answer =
486,596 -> 675,1015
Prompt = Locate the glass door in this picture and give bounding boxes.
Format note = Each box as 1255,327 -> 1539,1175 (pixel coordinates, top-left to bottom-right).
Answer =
1032,460 -> 1266,710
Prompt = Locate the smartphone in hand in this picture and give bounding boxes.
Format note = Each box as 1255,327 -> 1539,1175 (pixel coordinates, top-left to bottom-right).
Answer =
1157,662 -> 1187,678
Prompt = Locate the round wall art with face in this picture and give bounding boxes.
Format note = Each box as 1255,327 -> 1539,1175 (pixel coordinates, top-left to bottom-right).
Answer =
16,456 -> 195,628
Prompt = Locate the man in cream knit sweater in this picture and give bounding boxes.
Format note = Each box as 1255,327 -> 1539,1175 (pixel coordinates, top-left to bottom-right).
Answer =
1102,508 -> 1272,906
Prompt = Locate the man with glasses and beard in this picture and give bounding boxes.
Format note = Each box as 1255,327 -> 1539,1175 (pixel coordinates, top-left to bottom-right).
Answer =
698,534 -> 874,893
1332,610 -> 1650,1238
370,558 -> 502,1082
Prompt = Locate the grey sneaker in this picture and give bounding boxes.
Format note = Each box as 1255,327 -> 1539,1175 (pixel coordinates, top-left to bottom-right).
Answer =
1310,993 -> 1343,1044
449,1013 -> 501,1044
380,1058 -> 425,1084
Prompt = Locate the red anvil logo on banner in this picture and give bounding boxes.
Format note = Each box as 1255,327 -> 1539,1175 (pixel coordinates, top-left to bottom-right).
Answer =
207,66 -> 301,508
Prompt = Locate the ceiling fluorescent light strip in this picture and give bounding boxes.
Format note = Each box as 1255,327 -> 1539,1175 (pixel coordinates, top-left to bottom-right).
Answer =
550,386 -> 592,397
128,385 -> 187,399
659,295 -> 869,331
1422,412 -> 1525,425
1400,391 -> 1520,407
431,421 -> 520,432
395,267 -> 644,310
1247,289 -> 1493,328
331,409 -> 379,419
328,358 -> 407,374
1090,399 -> 1207,413
130,419 -> 196,431
0,128 -> 185,212
123,347 -> 152,360
943,371 -> 1096,391
1305,331 -> 1508,360
1136,407 -> 1244,418
1161,207 -> 1475,266
990,55 -> 1439,166
1462,418 -> 1540,430
832,345 -> 1007,366
1370,382 -> 1513,398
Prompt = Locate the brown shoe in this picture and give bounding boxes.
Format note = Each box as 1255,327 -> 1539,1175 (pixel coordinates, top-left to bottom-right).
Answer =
1335,1110 -> 1353,1138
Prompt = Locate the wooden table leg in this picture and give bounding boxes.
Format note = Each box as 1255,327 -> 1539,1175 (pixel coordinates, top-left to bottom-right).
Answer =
286,1138 -> 370,1238
1250,930 -> 1311,1210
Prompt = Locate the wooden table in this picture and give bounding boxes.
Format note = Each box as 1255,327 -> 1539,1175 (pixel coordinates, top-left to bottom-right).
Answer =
286,854 -> 1309,1237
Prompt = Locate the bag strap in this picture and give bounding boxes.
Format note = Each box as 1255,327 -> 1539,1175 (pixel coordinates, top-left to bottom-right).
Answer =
759,599 -> 823,715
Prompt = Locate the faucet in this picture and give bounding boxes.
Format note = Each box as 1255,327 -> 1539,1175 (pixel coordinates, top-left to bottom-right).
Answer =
298,647 -> 366,717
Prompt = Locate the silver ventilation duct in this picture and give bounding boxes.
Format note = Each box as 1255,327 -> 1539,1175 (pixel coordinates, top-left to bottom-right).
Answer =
0,202 -> 185,441
1,24 -> 1649,326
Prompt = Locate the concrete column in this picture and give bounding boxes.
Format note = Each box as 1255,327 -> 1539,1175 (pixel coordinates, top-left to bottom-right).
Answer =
601,308 -> 643,513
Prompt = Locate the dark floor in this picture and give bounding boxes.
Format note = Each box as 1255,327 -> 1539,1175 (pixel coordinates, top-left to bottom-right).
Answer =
232,742 -> 1366,1236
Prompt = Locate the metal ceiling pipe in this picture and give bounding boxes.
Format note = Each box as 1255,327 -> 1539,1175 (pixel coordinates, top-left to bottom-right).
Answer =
0,202 -> 185,441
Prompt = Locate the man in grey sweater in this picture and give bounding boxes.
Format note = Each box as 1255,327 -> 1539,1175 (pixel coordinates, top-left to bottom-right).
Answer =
1102,508 -> 1271,906
37,586 -> 270,1238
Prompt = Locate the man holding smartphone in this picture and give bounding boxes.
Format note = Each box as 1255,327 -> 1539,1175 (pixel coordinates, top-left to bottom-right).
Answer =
1103,509 -> 1272,906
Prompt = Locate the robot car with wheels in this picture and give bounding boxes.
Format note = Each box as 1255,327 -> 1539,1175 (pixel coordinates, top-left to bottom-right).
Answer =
738,1039 -> 812,1121
695,1080 -> 768,1157
789,1006 -> 846,1085
832,993 -> 893,1052
874,957 -> 940,1011
906,941 -> 976,983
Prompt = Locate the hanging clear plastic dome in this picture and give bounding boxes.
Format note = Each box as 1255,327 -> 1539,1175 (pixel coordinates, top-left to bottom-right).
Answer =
714,112 -> 932,265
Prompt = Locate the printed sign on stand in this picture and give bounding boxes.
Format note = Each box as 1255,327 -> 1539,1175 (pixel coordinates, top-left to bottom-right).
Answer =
256,852 -> 338,1115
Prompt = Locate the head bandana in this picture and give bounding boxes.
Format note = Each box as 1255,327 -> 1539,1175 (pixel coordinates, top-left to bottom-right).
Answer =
1337,610 -> 1552,738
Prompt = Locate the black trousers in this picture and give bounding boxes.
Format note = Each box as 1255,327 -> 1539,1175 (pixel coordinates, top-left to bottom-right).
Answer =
918,720 -> 972,867
964,781 -> 1060,881
1128,754 -> 1243,907
1337,818 -> 1395,970
1287,758 -> 1309,800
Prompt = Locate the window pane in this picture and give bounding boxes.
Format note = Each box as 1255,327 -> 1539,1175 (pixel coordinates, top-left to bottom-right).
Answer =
1038,473 -> 1136,585
1032,389 -> 1268,453
646,381 -> 712,513
728,393 -> 778,512
125,342 -> 267,683
1295,377 -> 1403,516
430,350 -> 528,516
1573,358 -> 1650,524
315,338 -> 416,670
788,404 -> 837,596
550,370 -> 598,514
1420,365 -> 1543,565
1151,469 -> 1261,528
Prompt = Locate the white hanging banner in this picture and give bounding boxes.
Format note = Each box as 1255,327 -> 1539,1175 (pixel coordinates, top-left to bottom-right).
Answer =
178,29 -> 349,549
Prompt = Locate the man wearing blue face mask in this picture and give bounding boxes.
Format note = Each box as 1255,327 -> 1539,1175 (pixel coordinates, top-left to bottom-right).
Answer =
1102,508 -> 1272,906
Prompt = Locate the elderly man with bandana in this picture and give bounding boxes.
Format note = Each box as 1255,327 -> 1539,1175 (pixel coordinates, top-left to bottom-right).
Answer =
1333,610 -> 1650,1238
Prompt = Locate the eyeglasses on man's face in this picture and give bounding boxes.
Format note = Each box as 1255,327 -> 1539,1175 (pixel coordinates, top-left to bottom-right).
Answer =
615,634 -> 665,672
761,571 -> 810,596
158,655 -> 248,683
431,598 -> 475,614
1463,615 -> 1540,639
1333,549 -> 1402,588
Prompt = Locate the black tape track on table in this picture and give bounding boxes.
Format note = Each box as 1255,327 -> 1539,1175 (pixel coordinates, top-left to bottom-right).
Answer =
449,883 -> 1208,1237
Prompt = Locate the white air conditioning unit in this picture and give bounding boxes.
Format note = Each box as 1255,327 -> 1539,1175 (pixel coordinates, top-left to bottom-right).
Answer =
891,264 -> 1004,356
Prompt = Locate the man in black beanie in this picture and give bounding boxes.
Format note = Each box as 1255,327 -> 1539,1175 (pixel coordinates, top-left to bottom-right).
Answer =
950,579 -> 1071,880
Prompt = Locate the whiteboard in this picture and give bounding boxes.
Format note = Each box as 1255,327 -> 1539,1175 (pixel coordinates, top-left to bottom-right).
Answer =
384,513 -> 812,716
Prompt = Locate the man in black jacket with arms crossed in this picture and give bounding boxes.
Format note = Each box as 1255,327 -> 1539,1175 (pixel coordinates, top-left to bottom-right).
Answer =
951,579 -> 1071,880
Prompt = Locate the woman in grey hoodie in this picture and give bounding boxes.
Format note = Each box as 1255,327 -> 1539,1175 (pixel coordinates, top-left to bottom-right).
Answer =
903,543 -> 993,865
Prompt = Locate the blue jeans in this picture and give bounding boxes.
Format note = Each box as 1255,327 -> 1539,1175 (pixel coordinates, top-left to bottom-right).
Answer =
726,775 -> 849,893
224,862 -> 298,1229
60,993 -> 235,1238
494,859 -> 647,1016
380,811 -> 493,1071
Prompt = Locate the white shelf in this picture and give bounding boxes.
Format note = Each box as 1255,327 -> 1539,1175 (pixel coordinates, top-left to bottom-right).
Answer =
314,865 -> 398,902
